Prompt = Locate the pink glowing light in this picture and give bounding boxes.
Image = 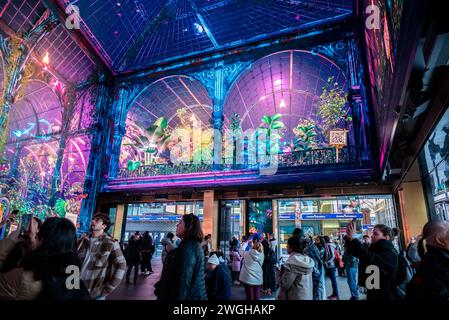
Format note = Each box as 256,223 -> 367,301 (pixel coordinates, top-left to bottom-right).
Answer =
51,79 -> 65,95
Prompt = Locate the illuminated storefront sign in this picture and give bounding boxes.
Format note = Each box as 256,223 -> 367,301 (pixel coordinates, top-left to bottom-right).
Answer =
128,215 -> 204,221
279,213 -> 363,220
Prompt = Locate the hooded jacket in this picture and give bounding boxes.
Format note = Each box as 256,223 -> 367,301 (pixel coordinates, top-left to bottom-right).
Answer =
239,248 -> 264,286
206,263 -> 232,300
277,252 -> 314,300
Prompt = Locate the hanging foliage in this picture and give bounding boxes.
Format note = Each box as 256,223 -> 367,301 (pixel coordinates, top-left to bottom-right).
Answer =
317,77 -> 351,138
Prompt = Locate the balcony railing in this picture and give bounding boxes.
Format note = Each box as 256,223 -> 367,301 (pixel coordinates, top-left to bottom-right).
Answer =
117,146 -> 360,179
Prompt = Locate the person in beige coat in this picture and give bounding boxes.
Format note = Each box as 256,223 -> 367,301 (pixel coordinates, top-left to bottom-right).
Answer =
0,235 -> 42,299
0,217 -> 89,300
277,236 -> 315,300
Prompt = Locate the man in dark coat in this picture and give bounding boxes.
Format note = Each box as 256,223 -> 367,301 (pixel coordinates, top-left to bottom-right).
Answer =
205,254 -> 232,300
345,222 -> 398,300
407,221 -> 449,300
140,231 -> 154,274
125,232 -> 142,284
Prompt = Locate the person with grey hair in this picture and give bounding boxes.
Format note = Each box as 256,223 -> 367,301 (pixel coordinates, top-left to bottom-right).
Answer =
406,220 -> 449,300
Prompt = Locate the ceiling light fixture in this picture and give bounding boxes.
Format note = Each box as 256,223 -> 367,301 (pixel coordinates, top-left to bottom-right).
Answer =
194,23 -> 204,33
42,52 -> 50,70
279,98 -> 286,109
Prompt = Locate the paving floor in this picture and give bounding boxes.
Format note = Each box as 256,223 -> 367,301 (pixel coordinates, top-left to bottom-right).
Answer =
107,253 -> 366,300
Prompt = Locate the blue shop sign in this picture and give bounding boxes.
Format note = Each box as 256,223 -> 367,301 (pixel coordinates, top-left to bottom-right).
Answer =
279,213 -> 363,220
128,215 -> 203,221
279,214 -> 296,220
301,213 -> 363,219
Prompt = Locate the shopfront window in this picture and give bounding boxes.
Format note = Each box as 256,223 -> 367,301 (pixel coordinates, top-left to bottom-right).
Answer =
219,200 -> 245,258
420,106 -> 449,221
123,201 -> 204,245
277,195 -> 397,256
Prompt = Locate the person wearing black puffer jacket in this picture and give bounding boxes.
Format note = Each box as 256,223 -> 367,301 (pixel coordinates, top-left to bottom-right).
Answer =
155,213 -> 207,300
407,221 -> 449,300
345,222 -> 398,300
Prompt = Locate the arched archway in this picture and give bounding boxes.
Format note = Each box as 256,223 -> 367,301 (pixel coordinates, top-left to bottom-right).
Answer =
223,50 -> 351,148
121,75 -> 213,167
8,80 -> 62,144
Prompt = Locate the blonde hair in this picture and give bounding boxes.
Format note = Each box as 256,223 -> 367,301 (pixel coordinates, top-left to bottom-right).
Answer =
253,242 -> 263,253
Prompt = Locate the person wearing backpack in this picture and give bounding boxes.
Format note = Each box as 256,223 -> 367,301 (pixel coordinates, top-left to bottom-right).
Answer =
309,236 -> 326,300
324,236 -> 340,300
345,222 -> 398,300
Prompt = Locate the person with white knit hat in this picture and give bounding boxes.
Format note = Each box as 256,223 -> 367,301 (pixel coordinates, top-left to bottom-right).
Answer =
205,254 -> 232,300
207,254 -> 220,266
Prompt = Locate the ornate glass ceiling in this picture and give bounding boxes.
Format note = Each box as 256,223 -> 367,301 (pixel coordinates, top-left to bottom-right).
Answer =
0,0 -> 97,83
55,0 -> 353,72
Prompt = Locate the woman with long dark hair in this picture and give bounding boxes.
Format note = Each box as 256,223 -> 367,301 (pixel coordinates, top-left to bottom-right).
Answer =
155,213 -> 207,300
0,217 -> 90,299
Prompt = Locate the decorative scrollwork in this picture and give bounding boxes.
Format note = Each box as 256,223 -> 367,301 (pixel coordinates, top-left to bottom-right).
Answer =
311,40 -> 348,72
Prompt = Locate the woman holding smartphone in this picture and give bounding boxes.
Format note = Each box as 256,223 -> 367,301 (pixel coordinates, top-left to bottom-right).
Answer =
0,216 -> 42,273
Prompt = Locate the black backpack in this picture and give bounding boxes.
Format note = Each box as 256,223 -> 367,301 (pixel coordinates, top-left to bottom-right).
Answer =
393,250 -> 415,299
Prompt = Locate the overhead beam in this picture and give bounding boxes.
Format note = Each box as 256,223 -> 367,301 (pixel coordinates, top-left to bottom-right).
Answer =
42,0 -> 114,79
117,15 -> 355,83
393,71 -> 449,191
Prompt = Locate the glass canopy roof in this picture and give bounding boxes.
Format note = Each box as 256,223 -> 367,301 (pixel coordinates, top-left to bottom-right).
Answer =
56,0 -> 354,72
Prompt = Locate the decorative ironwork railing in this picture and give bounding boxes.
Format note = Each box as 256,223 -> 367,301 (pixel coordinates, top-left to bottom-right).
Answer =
117,146 -> 361,179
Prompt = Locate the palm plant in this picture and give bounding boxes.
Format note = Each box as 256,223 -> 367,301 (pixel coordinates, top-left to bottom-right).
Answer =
259,113 -> 284,156
260,113 -> 285,136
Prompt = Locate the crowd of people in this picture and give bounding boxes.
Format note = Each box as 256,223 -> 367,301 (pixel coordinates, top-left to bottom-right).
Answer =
121,231 -> 155,284
0,210 -> 448,301
154,218 -> 449,301
0,212 -> 126,300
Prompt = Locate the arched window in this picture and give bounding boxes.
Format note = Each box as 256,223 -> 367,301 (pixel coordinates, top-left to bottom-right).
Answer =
223,50 -> 352,152
121,75 -> 212,169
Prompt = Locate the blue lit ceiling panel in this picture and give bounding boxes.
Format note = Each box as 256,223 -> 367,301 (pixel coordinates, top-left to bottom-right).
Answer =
57,0 -> 353,73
